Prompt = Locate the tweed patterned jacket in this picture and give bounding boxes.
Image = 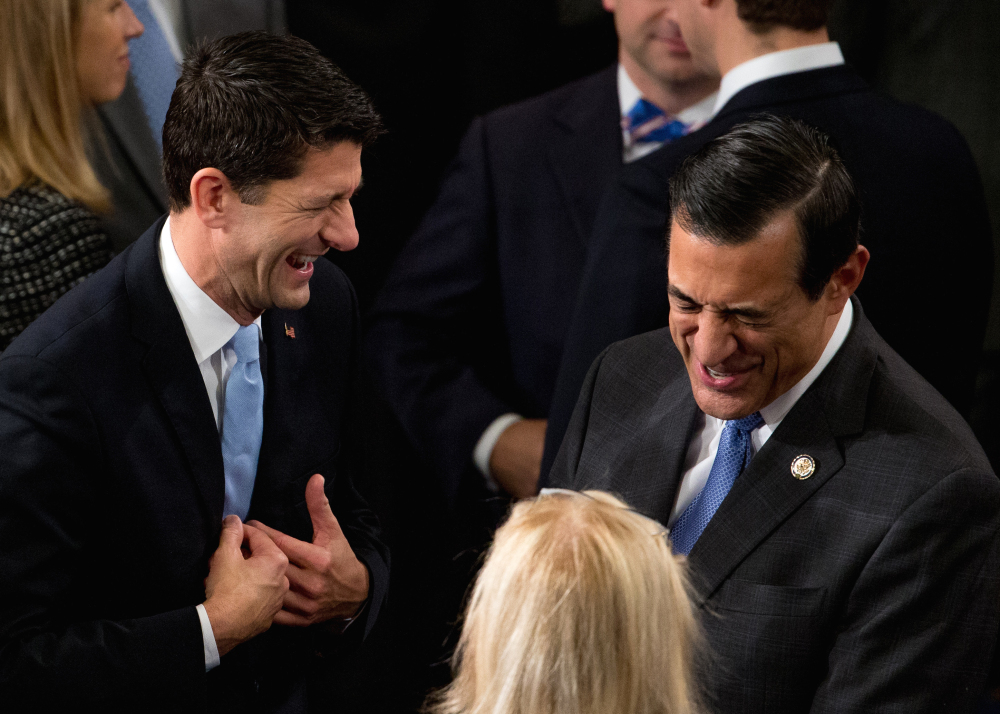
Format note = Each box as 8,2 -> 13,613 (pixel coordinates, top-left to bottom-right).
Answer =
0,183 -> 113,350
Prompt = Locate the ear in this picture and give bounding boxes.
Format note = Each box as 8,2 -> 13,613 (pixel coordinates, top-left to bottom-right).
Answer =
601,0 -> 615,12
824,245 -> 870,314
189,168 -> 237,230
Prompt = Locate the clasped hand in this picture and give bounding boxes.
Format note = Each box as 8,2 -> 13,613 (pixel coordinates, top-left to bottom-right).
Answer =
203,474 -> 369,656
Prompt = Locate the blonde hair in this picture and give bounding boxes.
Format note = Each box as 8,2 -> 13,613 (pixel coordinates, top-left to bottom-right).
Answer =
0,0 -> 109,211
429,490 -> 703,714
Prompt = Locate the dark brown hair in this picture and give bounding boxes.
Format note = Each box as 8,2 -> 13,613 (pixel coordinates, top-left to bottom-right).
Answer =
735,0 -> 833,33
669,115 -> 860,300
163,31 -> 383,211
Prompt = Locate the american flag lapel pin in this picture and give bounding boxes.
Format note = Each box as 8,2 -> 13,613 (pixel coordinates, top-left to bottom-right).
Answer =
284,323 -> 296,339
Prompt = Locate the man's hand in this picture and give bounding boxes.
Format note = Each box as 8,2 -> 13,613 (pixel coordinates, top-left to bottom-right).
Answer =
203,515 -> 290,656
489,418 -> 547,499
248,474 -> 369,628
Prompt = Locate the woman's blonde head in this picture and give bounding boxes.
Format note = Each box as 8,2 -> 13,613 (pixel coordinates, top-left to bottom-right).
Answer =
0,0 -> 109,210
430,490 -> 703,714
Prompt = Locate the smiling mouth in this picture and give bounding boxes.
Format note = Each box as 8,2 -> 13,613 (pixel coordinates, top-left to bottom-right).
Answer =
705,366 -> 731,379
287,254 -> 319,270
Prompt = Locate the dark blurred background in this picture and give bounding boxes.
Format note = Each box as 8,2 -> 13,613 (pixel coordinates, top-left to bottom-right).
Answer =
283,1 -> 1000,710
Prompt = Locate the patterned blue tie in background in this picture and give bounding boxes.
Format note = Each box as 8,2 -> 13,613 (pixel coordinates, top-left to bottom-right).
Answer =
221,325 -> 264,520
671,412 -> 765,555
624,98 -> 691,144
127,0 -> 180,151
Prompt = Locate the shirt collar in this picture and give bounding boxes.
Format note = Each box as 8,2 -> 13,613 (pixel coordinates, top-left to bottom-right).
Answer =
159,217 -> 261,365
617,63 -> 718,126
758,298 -> 854,427
713,42 -> 845,115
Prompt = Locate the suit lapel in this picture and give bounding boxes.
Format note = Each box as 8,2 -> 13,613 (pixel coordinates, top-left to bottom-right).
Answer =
250,308 -> 336,525
547,65 -> 622,245
613,374 -> 701,523
686,297 -> 877,603
127,219 -> 226,525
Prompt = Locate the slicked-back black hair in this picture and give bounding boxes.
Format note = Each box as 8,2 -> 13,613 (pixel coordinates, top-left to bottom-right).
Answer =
669,115 -> 860,300
163,31 -> 383,211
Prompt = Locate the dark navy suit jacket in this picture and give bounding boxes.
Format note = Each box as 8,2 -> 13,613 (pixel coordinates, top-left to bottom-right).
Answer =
0,218 -> 389,712
542,64 -> 994,479
365,66 -> 621,508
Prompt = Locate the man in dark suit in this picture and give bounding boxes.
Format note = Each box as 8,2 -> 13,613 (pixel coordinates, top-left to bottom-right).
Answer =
541,0 -> 994,477
550,115 -> 1000,712
366,0 -> 719,511
0,33 -> 387,712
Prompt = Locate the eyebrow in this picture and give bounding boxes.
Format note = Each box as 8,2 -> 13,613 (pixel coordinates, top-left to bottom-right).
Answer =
667,284 -> 771,321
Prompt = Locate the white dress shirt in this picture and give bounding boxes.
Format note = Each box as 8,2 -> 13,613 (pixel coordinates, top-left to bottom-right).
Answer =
669,300 -> 854,525
159,218 -> 263,671
472,65 -> 717,486
713,42 -> 845,116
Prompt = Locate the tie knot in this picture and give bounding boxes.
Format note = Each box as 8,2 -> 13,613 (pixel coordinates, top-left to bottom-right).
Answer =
230,325 -> 260,363
625,97 -> 665,127
727,411 -> 764,433
623,98 -> 690,144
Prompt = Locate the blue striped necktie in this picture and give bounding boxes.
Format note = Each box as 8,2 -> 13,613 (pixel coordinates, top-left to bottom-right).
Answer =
221,325 -> 264,520
623,98 -> 690,144
127,0 -> 180,151
671,412 -> 765,555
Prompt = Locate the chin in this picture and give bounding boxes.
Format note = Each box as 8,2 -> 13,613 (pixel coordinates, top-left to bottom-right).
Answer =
273,287 -> 311,311
691,384 -> 761,421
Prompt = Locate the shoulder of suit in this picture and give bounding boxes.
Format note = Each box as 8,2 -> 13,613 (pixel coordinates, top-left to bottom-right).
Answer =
1,246 -> 129,364
481,65 -> 616,130
594,327 -> 684,386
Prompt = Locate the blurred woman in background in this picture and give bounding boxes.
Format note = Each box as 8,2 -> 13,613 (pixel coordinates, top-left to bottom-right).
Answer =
428,489 -> 703,714
0,0 -> 143,349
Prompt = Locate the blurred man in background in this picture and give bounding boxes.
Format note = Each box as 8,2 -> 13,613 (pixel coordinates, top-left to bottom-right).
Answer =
361,0 -> 717,707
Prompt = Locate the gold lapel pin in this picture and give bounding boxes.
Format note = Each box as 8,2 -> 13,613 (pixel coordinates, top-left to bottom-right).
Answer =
284,323 -> 296,339
790,455 -> 816,480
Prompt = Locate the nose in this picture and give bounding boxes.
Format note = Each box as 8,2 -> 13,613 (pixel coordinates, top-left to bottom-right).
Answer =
320,201 -> 360,252
123,2 -> 145,40
690,312 -> 738,368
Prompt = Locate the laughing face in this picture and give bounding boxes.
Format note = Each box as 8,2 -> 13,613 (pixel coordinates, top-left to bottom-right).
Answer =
211,142 -> 362,316
666,212 -> 836,420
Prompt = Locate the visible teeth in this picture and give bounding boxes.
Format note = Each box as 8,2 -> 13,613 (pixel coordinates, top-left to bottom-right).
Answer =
291,254 -> 318,267
706,366 -> 729,379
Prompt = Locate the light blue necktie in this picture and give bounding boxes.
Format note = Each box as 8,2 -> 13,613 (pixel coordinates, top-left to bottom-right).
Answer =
671,412 -> 764,556
221,325 -> 264,520
623,98 -> 691,144
127,0 -> 180,151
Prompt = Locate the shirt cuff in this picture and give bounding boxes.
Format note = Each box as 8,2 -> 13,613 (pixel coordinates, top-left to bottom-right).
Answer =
196,603 -> 221,672
473,413 -> 524,491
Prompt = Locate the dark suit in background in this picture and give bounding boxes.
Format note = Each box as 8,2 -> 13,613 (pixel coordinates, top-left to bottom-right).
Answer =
0,220 -> 389,711
92,76 -> 169,254
182,0 -> 287,44
542,64 -> 993,478
550,297 -> 1000,712
358,66 -> 621,710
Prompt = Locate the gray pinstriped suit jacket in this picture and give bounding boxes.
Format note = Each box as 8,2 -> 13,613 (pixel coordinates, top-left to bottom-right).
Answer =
550,297 -> 1000,713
